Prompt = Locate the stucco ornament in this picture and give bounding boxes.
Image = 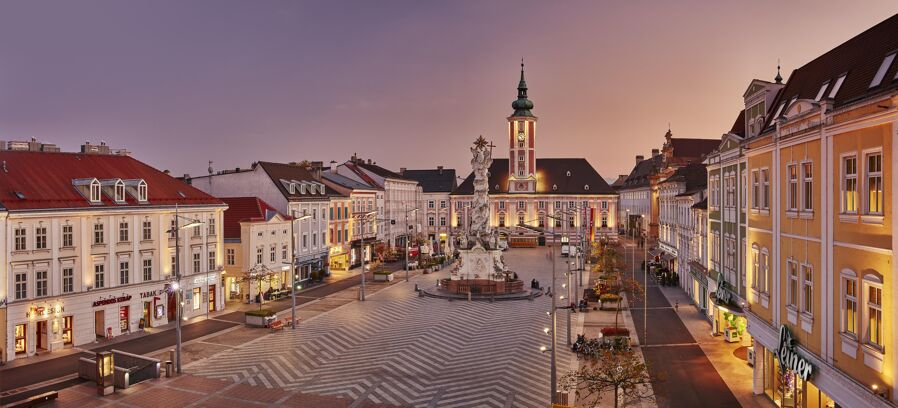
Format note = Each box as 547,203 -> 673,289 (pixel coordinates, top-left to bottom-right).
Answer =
468,135 -> 497,249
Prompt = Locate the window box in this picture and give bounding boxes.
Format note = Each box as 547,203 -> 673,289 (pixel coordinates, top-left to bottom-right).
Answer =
840,333 -> 858,359
800,312 -> 813,334
862,343 -> 885,372
786,306 -> 798,325
838,214 -> 858,223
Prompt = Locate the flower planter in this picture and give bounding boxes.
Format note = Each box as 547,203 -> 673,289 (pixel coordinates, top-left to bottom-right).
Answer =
373,272 -> 394,282
244,309 -> 275,327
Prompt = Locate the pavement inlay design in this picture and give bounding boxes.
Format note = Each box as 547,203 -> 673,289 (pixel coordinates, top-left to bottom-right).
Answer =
187,252 -> 571,408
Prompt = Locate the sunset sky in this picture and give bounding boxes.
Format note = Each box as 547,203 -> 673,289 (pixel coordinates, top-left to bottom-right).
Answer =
2,1 -> 897,180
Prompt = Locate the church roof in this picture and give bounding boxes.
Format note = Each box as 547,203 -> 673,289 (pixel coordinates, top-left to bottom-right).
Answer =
453,158 -> 615,195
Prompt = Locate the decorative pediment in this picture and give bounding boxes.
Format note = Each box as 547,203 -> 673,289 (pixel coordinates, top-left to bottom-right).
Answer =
784,99 -> 819,119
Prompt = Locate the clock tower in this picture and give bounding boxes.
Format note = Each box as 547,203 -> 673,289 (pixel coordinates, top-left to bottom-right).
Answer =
508,61 -> 537,194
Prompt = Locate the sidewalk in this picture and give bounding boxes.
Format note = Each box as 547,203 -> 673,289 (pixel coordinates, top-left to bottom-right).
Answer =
656,285 -> 773,408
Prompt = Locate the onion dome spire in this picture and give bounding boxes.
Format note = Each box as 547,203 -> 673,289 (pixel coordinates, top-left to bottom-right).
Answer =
775,59 -> 783,84
511,58 -> 534,117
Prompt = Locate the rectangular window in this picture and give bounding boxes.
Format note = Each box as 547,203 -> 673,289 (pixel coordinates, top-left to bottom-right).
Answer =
498,214 -> 505,227
119,221 -> 129,242
787,164 -> 798,211
801,162 -> 813,212
209,251 -> 216,271
94,223 -> 104,244
760,251 -> 769,293
428,216 -> 435,227
302,235 -> 308,249
428,201 -> 434,209
256,247 -> 263,265
95,264 -> 105,289
119,260 -> 129,285
440,216 -> 446,226
141,220 -> 151,241
193,252 -> 201,273
35,270 -> 47,297
35,226 -> 47,249
62,267 -> 74,293
143,259 -> 152,281
440,200 -> 446,209
517,201 -> 526,210
870,53 -> 896,88
844,278 -> 857,336
843,155 -> 858,214
62,224 -> 73,247
867,284 -> 883,347
787,261 -> 798,307
866,152 -> 883,215
169,218 -> 177,238
270,245 -> 276,262
227,248 -> 236,265
741,169 -> 747,210
751,248 -> 759,290
14,228 -> 26,251
761,169 -> 770,209
282,245 -> 288,260
207,218 -> 216,236
14,272 -> 27,299
751,170 -> 760,210
192,224 -> 201,237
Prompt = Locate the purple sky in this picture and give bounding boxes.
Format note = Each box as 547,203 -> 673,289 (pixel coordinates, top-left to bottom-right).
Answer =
2,1 -> 897,180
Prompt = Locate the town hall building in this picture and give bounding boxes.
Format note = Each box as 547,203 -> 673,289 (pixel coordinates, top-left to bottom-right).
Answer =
452,63 -> 618,247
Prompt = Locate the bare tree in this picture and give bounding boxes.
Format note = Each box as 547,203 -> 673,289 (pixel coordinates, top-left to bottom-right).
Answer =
239,264 -> 278,311
561,348 -> 654,408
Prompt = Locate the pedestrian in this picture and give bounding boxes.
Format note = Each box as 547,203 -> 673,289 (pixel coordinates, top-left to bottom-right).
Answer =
675,300 -> 679,311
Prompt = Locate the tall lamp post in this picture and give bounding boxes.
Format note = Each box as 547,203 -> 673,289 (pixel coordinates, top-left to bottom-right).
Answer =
520,217 -> 570,404
641,214 -> 647,346
354,211 -> 377,301
166,205 -> 204,374
288,213 -> 312,328
405,207 -> 418,282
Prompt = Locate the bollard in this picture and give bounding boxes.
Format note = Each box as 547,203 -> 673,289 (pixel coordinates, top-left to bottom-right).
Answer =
467,291 -> 472,302
169,349 -> 175,365
414,284 -> 419,292
165,361 -> 173,378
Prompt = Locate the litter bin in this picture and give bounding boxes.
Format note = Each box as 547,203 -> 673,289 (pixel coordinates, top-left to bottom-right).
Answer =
165,361 -> 173,378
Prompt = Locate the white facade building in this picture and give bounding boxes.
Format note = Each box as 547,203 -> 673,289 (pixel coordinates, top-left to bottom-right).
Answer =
0,151 -> 226,363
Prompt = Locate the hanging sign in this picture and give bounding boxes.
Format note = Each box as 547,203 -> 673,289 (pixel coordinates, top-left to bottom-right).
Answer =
715,271 -> 734,305
776,325 -> 813,381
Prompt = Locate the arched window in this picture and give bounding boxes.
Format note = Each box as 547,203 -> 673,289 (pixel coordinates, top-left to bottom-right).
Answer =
137,180 -> 148,202
89,179 -> 101,203
114,180 -> 126,203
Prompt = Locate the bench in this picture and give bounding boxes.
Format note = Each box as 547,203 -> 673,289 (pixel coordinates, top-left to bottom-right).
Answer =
269,319 -> 285,332
5,391 -> 59,408
285,317 -> 301,328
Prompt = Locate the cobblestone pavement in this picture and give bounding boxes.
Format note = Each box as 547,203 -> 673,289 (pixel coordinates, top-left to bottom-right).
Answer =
187,248 -> 574,408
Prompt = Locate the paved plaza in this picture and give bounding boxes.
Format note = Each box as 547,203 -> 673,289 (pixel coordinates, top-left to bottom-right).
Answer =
186,248 -> 575,408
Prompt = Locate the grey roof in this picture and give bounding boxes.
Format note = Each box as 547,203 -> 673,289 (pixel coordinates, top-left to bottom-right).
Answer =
618,155 -> 664,190
402,169 -> 457,193
453,158 -> 615,195
321,172 -> 381,191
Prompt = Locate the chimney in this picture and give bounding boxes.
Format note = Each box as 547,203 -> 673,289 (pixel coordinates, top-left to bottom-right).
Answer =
400,167 -> 406,174
330,160 -> 337,172
651,148 -> 660,158
367,159 -> 372,165
635,155 -> 644,165
437,165 -> 443,174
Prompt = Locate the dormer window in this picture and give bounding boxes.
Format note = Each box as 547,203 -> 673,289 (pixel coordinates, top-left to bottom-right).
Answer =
114,180 -> 126,203
137,180 -> 148,202
814,81 -> 830,101
552,184 -> 558,191
870,53 -> 895,88
566,171 -> 571,177
90,180 -> 101,203
288,182 -> 296,194
300,184 -> 307,194
829,74 -> 846,99
584,184 -> 589,191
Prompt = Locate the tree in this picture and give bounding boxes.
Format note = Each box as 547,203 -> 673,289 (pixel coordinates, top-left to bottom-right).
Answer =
614,278 -> 644,330
239,265 -> 278,310
561,348 -> 654,408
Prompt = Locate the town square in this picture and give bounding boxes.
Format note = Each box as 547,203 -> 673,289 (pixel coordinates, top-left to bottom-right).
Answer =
1,2 -> 898,407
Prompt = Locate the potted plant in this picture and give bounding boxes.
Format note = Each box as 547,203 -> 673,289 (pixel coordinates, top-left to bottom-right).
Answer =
244,308 -> 275,327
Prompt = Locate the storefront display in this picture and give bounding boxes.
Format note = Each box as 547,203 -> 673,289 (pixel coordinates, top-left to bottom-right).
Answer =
119,306 -> 129,333
62,316 -> 73,345
14,324 -> 26,354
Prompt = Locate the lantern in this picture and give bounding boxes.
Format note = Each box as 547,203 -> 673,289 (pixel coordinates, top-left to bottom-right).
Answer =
96,351 -> 114,396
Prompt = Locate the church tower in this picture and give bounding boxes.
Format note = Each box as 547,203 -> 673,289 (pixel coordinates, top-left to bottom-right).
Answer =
508,61 -> 537,194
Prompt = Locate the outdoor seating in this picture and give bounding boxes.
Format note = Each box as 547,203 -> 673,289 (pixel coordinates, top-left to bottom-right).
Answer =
269,319 -> 285,332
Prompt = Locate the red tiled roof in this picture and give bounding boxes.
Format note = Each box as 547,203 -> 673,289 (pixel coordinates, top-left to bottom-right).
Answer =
220,197 -> 289,239
0,151 -> 223,211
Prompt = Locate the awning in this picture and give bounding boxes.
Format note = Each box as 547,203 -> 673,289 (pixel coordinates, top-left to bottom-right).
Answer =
709,292 -> 746,316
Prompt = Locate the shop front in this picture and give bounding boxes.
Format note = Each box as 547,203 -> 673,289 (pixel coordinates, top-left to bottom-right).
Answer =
349,239 -> 374,269
708,272 -> 750,346
748,316 -> 887,408
329,244 -> 350,271
182,274 -> 225,318
688,260 -> 709,317
5,281 -> 174,362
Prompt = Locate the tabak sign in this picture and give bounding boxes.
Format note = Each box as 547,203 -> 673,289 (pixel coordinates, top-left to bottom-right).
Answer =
776,325 -> 813,381
92,294 -> 132,307
715,271 -> 734,305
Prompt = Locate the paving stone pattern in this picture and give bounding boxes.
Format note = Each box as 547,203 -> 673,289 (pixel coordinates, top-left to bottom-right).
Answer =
188,250 -> 572,408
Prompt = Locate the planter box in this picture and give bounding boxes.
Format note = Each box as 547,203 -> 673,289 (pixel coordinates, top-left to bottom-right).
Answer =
245,309 -> 275,327
373,272 -> 394,282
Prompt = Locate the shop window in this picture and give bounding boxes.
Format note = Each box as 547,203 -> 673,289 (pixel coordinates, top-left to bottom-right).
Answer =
193,288 -> 201,310
119,306 -> 129,332
63,316 -> 73,345
15,324 -> 26,354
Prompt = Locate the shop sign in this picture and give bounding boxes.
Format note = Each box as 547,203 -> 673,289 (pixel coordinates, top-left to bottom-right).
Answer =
140,289 -> 163,299
193,276 -> 217,285
92,294 -> 132,307
776,325 -> 813,381
25,304 -> 65,319
715,271 -> 734,305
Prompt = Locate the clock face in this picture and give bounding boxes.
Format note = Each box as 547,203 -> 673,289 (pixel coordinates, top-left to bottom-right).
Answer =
517,182 -> 526,190
517,131 -> 525,141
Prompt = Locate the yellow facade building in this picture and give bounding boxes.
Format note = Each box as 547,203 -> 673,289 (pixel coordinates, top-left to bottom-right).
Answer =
743,14 -> 898,407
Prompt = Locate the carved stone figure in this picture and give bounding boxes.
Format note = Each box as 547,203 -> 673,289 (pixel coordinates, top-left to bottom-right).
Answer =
468,135 -> 493,248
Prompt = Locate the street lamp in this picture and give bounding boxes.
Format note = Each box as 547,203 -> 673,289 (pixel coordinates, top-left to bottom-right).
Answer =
641,214 -> 647,346
405,207 -> 418,283
354,211 -> 377,301
518,217 -> 572,404
166,204 -> 204,374
288,213 -> 312,329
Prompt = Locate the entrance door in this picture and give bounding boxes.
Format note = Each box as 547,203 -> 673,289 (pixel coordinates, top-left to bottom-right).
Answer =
208,285 -> 216,312
63,316 -> 73,345
95,310 -> 105,339
36,321 -> 48,351
142,302 -> 152,329
119,306 -> 129,333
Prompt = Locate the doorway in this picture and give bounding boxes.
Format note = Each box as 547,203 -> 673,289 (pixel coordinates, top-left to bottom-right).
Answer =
119,306 -> 129,333
167,292 -> 176,321
95,310 -> 105,339
142,302 -> 152,329
208,285 -> 216,312
36,321 -> 48,351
